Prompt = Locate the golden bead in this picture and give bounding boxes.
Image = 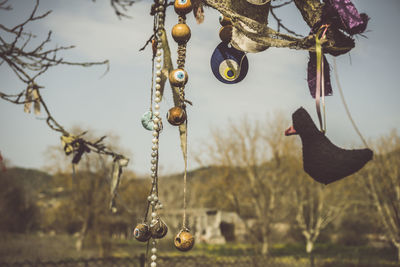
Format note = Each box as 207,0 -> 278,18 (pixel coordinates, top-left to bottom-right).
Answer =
133,223 -> 151,242
169,69 -> 188,87
171,23 -> 191,44
167,107 -> 187,126
174,0 -> 193,15
219,14 -> 231,26
174,230 -> 195,252
150,219 -> 168,239
219,25 -> 232,43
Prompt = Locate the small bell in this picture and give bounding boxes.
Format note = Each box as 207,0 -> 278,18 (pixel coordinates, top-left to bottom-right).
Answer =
174,229 -> 195,252
219,14 -> 231,26
133,223 -> 151,242
150,218 -> 168,239
174,0 -> 193,15
171,24 -> 191,44
219,25 -> 232,43
167,107 -> 187,126
169,69 -> 188,87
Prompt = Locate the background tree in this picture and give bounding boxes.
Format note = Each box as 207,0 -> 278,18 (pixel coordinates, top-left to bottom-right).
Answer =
361,130 -> 400,262
195,112 -> 298,255
291,169 -> 351,266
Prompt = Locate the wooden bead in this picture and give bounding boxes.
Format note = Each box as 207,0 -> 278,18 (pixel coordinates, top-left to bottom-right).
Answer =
171,24 -> 191,44
167,107 -> 186,126
150,219 -> 168,239
133,223 -> 151,242
169,69 -> 188,87
174,0 -> 193,15
219,14 -> 231,26
219,25 -> 232,43
174,230 -> 195,252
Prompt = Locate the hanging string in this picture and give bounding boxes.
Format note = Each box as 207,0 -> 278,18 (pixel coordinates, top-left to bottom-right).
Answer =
182,119 -> 188,228
333,58 -> 369,148
315,25 -> 329,133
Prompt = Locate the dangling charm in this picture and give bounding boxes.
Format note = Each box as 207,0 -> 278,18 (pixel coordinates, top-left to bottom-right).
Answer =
151,218 -> 169,239
133,223 -> 152,242
141,111 -> 154,131
219,25 -> 232,43
171,24 -> 191,44
167,106 -> 187,126
210,42 -> 249,84
219,14 -> 231,26
174,0 -> 193,15
169,68 -> 188,87
174,229 -> 195,252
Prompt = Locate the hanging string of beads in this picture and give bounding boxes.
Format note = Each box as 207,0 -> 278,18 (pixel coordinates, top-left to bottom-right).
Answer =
168,0 -> 195,252
134,1 -> 168,267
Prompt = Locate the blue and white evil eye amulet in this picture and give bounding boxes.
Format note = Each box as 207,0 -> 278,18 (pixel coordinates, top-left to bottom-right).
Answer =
210,42 -> 249,84
169,68 -> 188,87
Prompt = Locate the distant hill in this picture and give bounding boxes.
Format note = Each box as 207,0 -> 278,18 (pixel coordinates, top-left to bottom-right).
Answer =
0,167 -> 53,195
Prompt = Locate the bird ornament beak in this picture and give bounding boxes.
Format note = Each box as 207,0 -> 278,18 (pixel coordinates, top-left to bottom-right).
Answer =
284,125 -> 297,136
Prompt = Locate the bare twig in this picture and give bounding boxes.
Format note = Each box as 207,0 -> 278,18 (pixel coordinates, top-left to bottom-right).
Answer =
0,0 -> 128,163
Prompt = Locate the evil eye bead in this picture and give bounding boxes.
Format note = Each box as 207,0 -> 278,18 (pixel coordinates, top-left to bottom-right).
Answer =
150,219 -> 168,239
174,230 -> 195,252
219,13 -> 231,26
219,59 -> 239,81
174,0 -> 193,15
169,69 -> 188,87
171,24 -> 191,44
134,223 -> 151,242
167,107 -> 187,126
210,42 -> 249,84
141,111 -> 154,131
219,25 -> 232,43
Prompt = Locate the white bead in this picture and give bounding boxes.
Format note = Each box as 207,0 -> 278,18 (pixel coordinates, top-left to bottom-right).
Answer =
154,111 -> 160,117
148,196 -> 153,201
156,70 -> 161,77
151,173 -> 156,178
155,91 -> 161,97
151,201 -> 155,206
155,77 -> 161,83
152,138 -> 158,144
156,57 -> 162,63
153,118 -> 160,124
151,219 -> 157,225
151,262 -> 157,267
156,64 -> 161,69
151,212 -> 157,218
153,196 -> 159,202
154,104 -> 160,110
152,248 -> 157,253
156,50 -> 162,57
151,159 -> 156,164
155,84 -> 161,90
153,124 -> 159,130
152,145 -> 158,151
154,97 -> 161,103
158,203 -> 163,209
151,255 -> 157,261
151,152 -> 157,157
152,131 -> 158,137
151,166 -> 156,171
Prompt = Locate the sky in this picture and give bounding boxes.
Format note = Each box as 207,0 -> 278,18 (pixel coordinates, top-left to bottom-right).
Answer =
0,0 -> 399,177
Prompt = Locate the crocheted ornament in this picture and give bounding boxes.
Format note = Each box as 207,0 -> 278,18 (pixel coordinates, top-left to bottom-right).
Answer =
286,107 -> 373,184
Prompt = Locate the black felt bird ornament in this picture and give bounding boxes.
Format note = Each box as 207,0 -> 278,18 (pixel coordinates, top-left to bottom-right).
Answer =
285,107 -> 373,184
